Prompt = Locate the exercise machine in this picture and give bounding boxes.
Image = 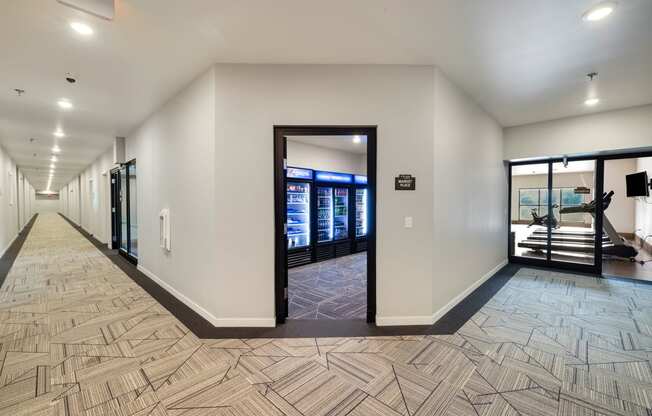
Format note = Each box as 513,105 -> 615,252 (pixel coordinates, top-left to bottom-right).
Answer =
518,191 -> 639,261
528,204 -> 559,229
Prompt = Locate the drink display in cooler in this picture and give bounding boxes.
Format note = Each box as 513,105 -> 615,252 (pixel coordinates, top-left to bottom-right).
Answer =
287,182 -> 310,248
333,188 -> 349,240
317,187 -> 333,242
356,188 -> 368,237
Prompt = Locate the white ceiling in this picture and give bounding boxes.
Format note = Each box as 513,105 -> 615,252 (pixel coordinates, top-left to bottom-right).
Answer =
287,136 -> 368,155
1,0 -> 651,190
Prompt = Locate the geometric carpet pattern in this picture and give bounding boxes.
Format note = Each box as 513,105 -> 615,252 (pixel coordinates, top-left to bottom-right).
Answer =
1,214 -> 652,415
288,253 -> 366,319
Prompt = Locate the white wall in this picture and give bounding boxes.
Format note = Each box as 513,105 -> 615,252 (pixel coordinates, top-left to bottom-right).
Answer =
35,197 -> 60,213
63,176 -> 82,226
0,145 -> 34,256
80,149 -> 115,243
287,140 -> 366,175
125,68 -> 217,322
604,158 -> 637,233
71,64 -> 506,327
213,64 -> 436,325
431,70 -> 507,320
504,104 -> 652,160
635,157 -> 652,245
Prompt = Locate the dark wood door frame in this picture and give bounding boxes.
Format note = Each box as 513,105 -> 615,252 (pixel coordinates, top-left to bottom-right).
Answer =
274,126 -> 377,324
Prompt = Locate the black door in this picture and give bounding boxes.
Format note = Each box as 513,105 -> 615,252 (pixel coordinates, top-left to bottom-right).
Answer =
110,169 -> 120,248
110,160 -> 138,264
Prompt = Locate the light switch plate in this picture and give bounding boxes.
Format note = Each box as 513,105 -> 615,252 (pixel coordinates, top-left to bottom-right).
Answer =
404,216 -> 413,228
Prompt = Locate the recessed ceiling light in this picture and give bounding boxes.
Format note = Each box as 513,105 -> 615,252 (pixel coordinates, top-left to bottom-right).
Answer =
583,2 -> 617,21
57,99 -> 73,110
50,163 -> 55,169
53,130 -> 65,138
51,156 -> 58,162
70,21 -> 93,35
584,98 -> 600,106
352,135 -> 362,144
52,145 -> 61,153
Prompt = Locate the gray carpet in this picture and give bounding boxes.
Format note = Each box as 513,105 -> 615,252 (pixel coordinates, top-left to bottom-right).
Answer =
288,252 -> 367,319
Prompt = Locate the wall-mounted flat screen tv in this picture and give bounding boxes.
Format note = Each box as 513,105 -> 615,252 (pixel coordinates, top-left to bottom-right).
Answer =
626,171 -> 649,197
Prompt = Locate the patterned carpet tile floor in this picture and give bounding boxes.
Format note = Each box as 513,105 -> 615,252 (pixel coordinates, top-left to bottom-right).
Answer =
1,214 -> 652,415
288,253 -> 367,320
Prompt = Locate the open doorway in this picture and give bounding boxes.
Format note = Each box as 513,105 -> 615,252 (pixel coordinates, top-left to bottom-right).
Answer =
274,126 -> 376,324
602,156 -> 652,281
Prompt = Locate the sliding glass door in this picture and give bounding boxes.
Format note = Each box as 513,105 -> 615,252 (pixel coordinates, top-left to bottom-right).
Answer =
509,158 -> 602,274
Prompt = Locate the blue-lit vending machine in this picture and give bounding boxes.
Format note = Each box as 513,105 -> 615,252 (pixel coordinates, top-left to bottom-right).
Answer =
354,175 -> 369,252
287,167 -> 313,267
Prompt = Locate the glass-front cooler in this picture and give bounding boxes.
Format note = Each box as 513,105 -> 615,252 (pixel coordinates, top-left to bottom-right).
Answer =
355,187 -> 368,237
287,181 -> 311,249
317,187 -> 333,242
333,188 -> 349,240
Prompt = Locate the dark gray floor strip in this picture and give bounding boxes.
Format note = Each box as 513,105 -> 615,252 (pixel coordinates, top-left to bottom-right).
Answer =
0,214 -> 38,289
59,213 -> 524,338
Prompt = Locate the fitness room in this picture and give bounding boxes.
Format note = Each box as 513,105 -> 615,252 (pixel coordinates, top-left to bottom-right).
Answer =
276,128 -> 375,323
509,153 -> 652,279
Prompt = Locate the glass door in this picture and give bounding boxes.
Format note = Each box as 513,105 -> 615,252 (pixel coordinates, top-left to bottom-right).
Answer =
550,160 -> 597,266
317,187 -> 333,242
356,187 -> 368,237
333,188 -> 349,240
120,165 -> 128,252
114,160 -> 138,263
287,181 -> 311,248
510,159 -> 601,273
128,161 -> 138,258
510,163 -> 551,261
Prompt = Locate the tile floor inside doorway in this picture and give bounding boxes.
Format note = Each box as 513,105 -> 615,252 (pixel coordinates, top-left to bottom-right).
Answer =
288,253 -> 366,320
2,213 -> 652,415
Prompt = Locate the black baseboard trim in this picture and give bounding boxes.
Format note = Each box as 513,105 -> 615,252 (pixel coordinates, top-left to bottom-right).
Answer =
60,212 -> 520,338
0,214 -> 38,288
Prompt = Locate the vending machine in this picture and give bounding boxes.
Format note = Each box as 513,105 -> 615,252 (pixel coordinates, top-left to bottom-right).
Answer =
314,170 -> 353,261
286,168 -> 368,268
286,167 -> 313,267
354,175 -> 368,252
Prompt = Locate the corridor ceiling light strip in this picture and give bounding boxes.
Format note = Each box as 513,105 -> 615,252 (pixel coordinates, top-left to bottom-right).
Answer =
584,98 -> 600,106
52,146 -> 62,153
54,130 -> 65,138
582,2 -> 617,21
57,99 -> 73,110
70,21 -> 94,35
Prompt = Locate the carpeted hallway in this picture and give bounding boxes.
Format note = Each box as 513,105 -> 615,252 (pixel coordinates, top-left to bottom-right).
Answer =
1,213 -> 652,415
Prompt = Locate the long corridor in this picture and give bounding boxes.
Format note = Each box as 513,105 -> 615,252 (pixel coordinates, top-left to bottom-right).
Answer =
1,214 -> 652,415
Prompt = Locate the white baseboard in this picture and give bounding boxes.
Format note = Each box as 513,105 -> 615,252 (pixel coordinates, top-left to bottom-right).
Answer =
136,264 -> 275,328
375,315 -> 437,326
430,259 -> 508,323
376,259 -> 508,327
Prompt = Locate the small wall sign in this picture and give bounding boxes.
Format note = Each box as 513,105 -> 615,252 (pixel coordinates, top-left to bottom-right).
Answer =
395,174 -> 416,191
574,186 -> 591,194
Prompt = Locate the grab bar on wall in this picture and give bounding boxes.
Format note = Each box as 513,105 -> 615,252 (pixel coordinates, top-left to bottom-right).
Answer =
159,208 -> 171,251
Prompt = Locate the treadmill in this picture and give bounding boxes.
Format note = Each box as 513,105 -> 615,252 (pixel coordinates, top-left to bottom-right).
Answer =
518,191 -> 638,259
